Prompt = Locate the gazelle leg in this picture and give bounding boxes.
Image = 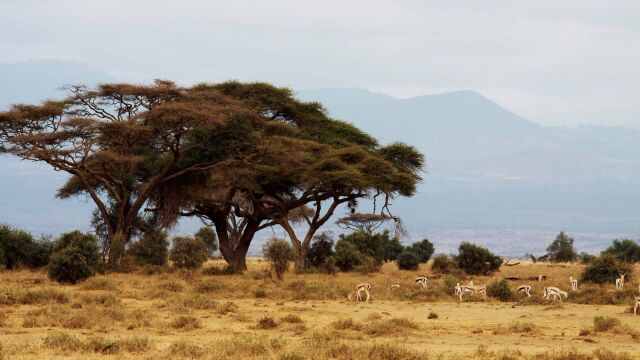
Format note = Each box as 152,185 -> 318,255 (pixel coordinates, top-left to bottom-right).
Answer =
365,289 -> 370,302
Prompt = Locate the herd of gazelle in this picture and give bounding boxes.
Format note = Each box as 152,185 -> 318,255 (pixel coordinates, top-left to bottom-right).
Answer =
349,274 -> 640,315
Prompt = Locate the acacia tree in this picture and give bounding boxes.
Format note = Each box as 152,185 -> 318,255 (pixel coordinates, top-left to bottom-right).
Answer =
156,82 -> 425,272
0,81 -> 268,266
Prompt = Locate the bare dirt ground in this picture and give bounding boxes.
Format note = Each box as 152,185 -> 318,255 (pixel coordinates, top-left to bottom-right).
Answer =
1,259 -> 639,359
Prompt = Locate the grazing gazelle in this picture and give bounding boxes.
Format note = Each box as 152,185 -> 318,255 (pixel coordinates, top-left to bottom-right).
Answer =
517,285 -> 532,297
616,274 -> 626,290
348,283 -> 372,302
455,282 -> 487,302
415,276 -> 428,288
569,276 -> 578,291
543,286 -> 568,301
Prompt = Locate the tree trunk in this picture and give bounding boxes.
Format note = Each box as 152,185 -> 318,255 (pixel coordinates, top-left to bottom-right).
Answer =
294,245 -> 308,273
211,213 -> 257,273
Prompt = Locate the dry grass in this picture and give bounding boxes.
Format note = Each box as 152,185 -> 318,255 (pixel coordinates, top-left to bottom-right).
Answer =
1,259 -> 640,359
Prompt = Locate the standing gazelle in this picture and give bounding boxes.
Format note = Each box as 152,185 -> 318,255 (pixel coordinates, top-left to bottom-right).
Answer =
415,276 -> 428,288
455,282 -> 487,302
616,274 -> 626,290
634,297 -> 640,316
348,283 -> 372,302
569,276 -> 578,291
517,285 -> 532,297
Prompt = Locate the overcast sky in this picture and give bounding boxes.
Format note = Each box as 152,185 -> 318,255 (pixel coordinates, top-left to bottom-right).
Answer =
1,0 -> 638,128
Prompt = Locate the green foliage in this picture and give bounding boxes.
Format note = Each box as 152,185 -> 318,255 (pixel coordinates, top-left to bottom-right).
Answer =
0,224 -> 53,269
431,254 -> 460,274
306,232 -> 334,268
194,227 -> 218,255
487,279 -> 515,301
319,256 -> 338,275
48,231 -> 101,284
579,252 -> 597,264
456,242 -> 502,275
263,237 -> 295,280
127,229 -> 168,266
408,239 -> 434,263
169,237 -> 208,269
581,254 -> 632,284
382,236 -> 404,262
395,249 -> 421,270
602,238 -> 640,263
337,230 -> 386,266
334,240 -> 364,272
546,231 -> 578,262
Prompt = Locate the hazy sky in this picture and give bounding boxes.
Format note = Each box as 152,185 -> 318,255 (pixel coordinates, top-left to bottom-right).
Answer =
1,0 -> 638,128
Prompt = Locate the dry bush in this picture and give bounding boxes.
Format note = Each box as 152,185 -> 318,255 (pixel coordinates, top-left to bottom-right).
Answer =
181,294 -> 219,310
42,332 -> 152,354
569,287 -> 637,305
77,292 -> 120,307
170,315 -> 201,330
363,318 -> 419,336
158,280 -> 185,293
508,321 -> 539,334
195,280 -> 222,293
0,287 -> 69,305
165,341 -> 205,358
593,316 -> 621,332
80,277 -> 117,291
367,343 -> 427,360
255,289 -> 267,298
427,311 -> 438,319
331,318 -> 362,331
255,316 -> 278,329
281,314 -> 304,324
216,301 -> 239,315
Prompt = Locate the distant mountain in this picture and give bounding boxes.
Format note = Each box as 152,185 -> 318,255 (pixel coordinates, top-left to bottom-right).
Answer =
0,62 -> 637,254
0,59 -> 115,108
297,88 -> 640,252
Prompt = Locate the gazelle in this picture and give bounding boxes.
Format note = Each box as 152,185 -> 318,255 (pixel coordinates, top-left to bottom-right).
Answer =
616,274 -> 625,290
348,283 -> 372,302
415,276 -> 428,288
569,276 -> 578,291
634,297 -> 640,316
517,285 -> 532,297
543,286 -> 568,301
455,282 -> 487,302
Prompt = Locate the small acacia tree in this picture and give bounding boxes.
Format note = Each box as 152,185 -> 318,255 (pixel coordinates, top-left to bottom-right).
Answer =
263,237 -> 295,279
547,231 -> 578,262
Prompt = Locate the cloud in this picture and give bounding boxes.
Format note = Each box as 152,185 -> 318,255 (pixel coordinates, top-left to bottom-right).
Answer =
0,0 -> 638,127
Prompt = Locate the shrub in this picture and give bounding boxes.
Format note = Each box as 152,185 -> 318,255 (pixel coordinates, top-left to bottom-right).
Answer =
383,236 -> 404,262
334,240 -> 363,272
581,254 -> 632,284
355,256 -> 379,274
170,315 -> 201,330
431,254 -> 459,274
337,230 -> 387,266
306,232 -> 334,268
427,311 -> 438,319
441,275 -> 458,296
255,316 -> 278,329
280,314 -> 303,323
202,265 -> 235,276
593,316 -> 621,332
487,279 -> 514,301
579,252 -> 597,264
408,239 -> 434,263
602,238 -> 640,263
546,231 -> 578,262
169,236 -> 208,269
48,231 -> 101,284
319,256 -> 338,275
0,224 -> 53,269
395,249 -> 421,270
456,242 -> 502,275
263,237 -> 295,280
509,321 -> 538,333
127,228 -> 168,266
194,227 -> 218,256
255,289 -> 267,298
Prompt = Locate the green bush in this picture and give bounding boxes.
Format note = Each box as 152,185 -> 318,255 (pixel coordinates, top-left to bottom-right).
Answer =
546,231 -> 578,262
334,240 -> 364,272
48,231 -> 101,284
263,237 -> 295,280
408,239 -> 434,263
306,232 -> 334,268
601,238 -> 640,263
355,256 -> 379,275
319,256 -> 338,275
127,229 -> 168,266
0,224 -> 53,269
456,242 -> 502,275
337,231 -> 386,266
395,249 -> 421,270
487,279 -> 514,301
169,237 -> 208,269
579,252 -> 597,264
383,236 -> 404,262
431,254 -> 459,274
581,254 -> 632,284
194,227 -> 218,256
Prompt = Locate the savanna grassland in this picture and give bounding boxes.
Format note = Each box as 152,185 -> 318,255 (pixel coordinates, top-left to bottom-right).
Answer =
1,259 -> 640,360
